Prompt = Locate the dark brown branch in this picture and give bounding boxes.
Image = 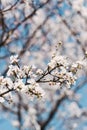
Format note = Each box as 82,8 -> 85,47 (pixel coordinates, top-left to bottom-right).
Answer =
0,88 -> 14,97
40,94 -> 66,130
0,0 -> 19,13
0,0 -> 51,47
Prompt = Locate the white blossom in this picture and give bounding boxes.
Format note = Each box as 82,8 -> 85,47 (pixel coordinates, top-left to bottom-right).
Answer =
28,78 -> 36,84
14,79 -> 25,90
36,69 -> 43,75
2,77 -> 13,89
10,55 -> 19,64
48,55 -> 68,69
0,76 -> 4,85
22,65 -> 31,75
7,65 -> 20,77
0,97 -> 5,103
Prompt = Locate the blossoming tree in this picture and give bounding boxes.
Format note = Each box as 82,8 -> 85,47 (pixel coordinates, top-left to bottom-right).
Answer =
0,0 -> 87,130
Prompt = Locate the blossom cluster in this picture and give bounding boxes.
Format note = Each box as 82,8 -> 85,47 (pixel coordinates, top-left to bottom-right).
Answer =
47,52 -> 86,88
0,53 -> 86,103
0,55 -> 45,103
